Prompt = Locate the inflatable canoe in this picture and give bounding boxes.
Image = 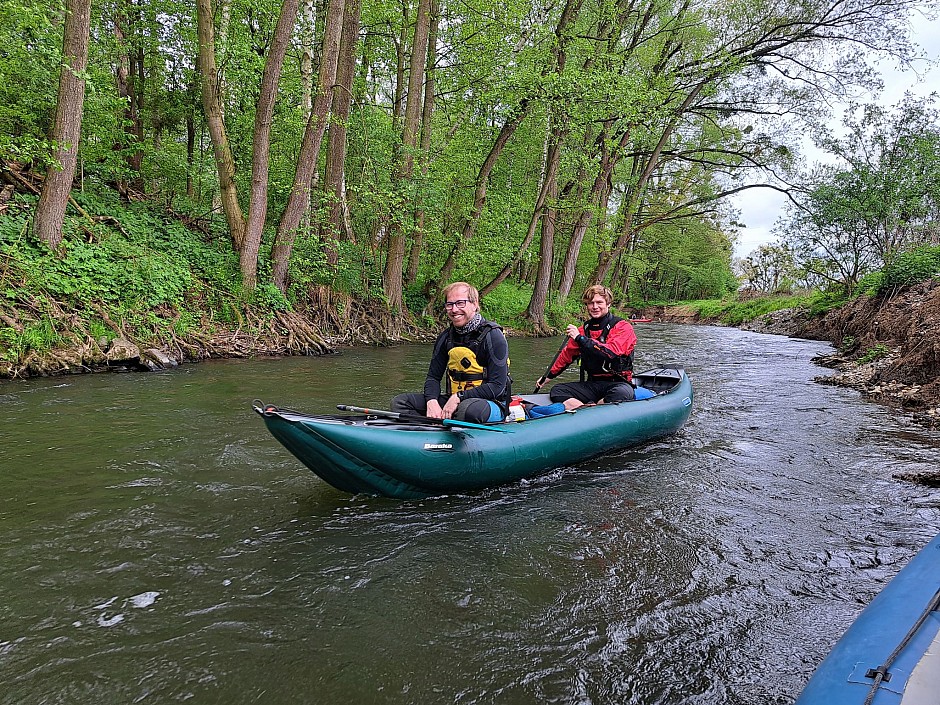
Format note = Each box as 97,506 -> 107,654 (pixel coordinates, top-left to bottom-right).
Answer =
254,367 -> 693,498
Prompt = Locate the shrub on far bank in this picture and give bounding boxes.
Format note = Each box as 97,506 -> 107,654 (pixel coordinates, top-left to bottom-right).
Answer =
880,245 -> 940,293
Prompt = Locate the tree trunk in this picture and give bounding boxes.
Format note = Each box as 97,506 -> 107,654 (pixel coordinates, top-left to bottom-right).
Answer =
557,125 -> 631,300
195,0 -> 246,252
383,0 -> 432,315
525,127 -> 564,334
239,0 -> 301,291
321,0 -> 362,263
271,0 -> 346,293
32,0 -> 92,250
405,0 -> 439,285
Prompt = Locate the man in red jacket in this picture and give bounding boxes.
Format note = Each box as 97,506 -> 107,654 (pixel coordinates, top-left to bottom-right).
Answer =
535,285 -> 636,409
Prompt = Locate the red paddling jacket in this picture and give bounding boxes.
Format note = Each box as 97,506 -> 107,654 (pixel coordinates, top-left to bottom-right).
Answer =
547,313 -> 636,383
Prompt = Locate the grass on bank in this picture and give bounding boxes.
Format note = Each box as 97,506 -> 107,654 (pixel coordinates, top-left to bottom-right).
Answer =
681,292 -> 817,325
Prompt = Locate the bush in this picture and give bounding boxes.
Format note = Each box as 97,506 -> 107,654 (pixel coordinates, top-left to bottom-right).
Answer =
854,271 -> 884,297
479,283 -> 533,325
880,245 -> 940,293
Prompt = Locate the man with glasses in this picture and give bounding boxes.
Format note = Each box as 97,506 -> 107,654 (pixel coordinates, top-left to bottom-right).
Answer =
391,282 -> 511,423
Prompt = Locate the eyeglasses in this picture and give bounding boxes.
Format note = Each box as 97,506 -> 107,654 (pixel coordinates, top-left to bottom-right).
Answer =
443,299 -> 470,310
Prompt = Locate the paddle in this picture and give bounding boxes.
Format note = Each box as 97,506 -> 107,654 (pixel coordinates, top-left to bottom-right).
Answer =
336,404 -> 509,433
533,335 -> 571,393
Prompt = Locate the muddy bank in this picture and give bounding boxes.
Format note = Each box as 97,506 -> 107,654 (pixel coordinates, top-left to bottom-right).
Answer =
796,281 -> 940,426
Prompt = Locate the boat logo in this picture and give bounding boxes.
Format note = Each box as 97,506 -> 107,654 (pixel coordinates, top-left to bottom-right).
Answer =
682,397 -> 692,406
423,442 -> 454,451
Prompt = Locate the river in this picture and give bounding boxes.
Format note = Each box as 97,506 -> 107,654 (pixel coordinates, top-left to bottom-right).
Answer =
1,324 -> 939,704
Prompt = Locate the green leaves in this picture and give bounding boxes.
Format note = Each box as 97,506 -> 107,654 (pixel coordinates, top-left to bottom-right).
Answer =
881,246 -> 940,291
779,96 -> 940,293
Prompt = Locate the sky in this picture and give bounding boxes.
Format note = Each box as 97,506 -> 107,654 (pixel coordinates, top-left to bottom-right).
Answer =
730,11 -> 940,260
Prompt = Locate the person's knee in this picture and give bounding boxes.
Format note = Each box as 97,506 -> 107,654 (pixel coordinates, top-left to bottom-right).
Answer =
604,384 -> 635,403
549,383 -> 575,403
453,398 -> 504,423
391,393 -> 422,415
550,383 -> 588,404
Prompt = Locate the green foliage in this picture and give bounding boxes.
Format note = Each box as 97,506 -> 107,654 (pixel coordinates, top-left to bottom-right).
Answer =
403,283 -> 431,318
859,344 -> 890,364
879,245 -> 940,292
0,188 -> 249,364
806,289 -> 851,316
0,316 -> 58,362
479,283 -> 533,325
86,318 -> 112,341
0,0 -> 61,164
684,293 -> 814,325
2,0 -> 929,361
853,271 -> 885,297
35,236 -> 190,308
250,283 -> 290,312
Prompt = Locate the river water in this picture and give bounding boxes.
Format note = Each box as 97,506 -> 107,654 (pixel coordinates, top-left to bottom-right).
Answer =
1,324 -> 939,704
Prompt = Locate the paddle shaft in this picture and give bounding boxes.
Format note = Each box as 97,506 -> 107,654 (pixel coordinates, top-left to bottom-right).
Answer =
336,404 -> 508,433
534,335 -> 572,393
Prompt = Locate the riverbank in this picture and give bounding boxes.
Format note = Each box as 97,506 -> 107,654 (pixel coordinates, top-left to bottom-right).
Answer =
4,275 -> 938,434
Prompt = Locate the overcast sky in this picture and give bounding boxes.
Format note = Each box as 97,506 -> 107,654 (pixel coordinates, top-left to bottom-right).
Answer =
730,12 -> 940,259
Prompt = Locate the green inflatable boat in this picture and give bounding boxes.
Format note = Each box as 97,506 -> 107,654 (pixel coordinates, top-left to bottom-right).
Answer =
254,367 -> 693,499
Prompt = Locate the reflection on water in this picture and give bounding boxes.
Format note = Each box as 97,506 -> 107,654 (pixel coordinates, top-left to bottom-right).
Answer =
1,325 -> 939,704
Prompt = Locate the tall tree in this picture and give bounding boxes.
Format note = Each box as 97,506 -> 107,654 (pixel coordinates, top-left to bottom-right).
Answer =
522,0 -> 582,329
525,128 -> 564,333
32,0 -> 93,250
405,0 -> 439,285
240,0 -> 301,290
271,0 -> 346,293
383,0 -> 432,315
320,0 -> 363,262
195,0 -> 246,252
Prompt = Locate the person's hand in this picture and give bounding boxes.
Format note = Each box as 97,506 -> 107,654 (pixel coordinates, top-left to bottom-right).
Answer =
441,394 -> 461,419
534,376 -> 547,391
425,399 -> 444,419
566,324 -> 580,339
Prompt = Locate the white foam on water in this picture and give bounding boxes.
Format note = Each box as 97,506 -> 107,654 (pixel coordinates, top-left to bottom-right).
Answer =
128,591 -> 160,609
97,613 -> 124,627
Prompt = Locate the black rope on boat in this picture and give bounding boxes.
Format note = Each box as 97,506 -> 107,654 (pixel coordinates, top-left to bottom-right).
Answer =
862,586 -> 940,705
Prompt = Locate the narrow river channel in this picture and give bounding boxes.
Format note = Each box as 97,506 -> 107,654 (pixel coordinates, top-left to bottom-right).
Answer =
2,324 -> 939,704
